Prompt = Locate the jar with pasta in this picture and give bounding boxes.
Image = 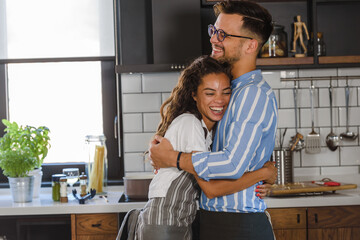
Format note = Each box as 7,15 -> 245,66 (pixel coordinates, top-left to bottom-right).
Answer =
85,135 -> 108,194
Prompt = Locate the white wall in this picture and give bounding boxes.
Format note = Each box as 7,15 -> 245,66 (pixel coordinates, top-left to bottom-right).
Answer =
120,67 -> 360,179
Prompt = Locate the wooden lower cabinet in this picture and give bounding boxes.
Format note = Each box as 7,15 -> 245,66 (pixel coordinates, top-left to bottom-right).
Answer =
267,208 -> 307,240
71,213 -> 118,240
268,205 -> 360,240
308,205 -> 360,240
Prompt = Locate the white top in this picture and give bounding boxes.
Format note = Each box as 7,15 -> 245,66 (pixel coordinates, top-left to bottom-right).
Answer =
148,113 -> 212,198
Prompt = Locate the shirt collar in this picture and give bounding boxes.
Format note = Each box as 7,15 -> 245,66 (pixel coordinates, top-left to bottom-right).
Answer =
231,69 -> 262,89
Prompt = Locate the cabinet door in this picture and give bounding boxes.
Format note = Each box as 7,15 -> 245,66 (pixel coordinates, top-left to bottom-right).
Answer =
72,213 -> 118,240
308,205 -> 360,240
267,208 -> 307,240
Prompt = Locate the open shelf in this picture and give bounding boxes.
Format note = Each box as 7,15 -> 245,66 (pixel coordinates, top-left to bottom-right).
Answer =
256,57 -> 313,66
318,56 -> 360,64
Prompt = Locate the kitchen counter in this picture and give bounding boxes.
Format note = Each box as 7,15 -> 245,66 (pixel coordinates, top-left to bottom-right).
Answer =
0,184 -> 359,216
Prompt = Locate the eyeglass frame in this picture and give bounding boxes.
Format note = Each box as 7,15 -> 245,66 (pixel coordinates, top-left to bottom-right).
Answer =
208,24 -> 253,42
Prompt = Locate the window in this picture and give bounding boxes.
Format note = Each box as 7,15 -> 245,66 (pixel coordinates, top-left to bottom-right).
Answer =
0,0 -> 123,185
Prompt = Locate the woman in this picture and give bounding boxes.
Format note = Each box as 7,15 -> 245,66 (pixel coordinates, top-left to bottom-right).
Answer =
132,56 -> 275,240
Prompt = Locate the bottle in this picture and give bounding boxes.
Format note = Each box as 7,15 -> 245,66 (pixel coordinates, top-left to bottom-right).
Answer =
60,177 -> 68,203
316,32 -> 326,56
80,172 -> 88,197
85,135 -> 108,194
52,174 -> 66,201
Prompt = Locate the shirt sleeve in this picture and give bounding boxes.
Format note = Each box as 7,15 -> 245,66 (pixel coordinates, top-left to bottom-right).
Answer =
167,114 -> 207,153
192,85 -> 276,181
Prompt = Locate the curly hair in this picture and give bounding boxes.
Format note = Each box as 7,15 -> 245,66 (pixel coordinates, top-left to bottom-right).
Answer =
156,56 -> 232,137
214,0 -> 273,48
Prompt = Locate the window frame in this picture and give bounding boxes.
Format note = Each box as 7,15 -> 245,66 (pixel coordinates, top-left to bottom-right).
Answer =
0,57 -> 124,187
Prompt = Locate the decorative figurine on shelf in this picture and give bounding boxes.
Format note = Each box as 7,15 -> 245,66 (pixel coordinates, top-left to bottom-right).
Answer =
291,15 -> 310,57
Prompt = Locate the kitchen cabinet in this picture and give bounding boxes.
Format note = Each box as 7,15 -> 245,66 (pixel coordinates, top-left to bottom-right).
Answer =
267,208 -> 307,240
308,205 -> 360,240
114,0 -> 202,72
115,0 -> 360,73
71,213 -> 118,240
268,205 -> 360,240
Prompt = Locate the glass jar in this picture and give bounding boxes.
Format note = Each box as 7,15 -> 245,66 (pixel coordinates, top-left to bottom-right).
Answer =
52,174 -> 66,201
60,177 -> 68,203
308,32 -> 326,56
85,135 -> 108,194
260,24 -> 288,58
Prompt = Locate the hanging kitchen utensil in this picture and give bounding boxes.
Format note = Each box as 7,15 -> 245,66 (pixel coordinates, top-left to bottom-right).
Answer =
340,77 -> 358,141
280,128 -> 287,149
325,80 -> 339,151
305,81 -> 321,153
289,82 -> 305,151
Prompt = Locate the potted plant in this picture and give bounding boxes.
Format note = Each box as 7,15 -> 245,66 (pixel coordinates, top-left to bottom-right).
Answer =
0,119 -> 50,202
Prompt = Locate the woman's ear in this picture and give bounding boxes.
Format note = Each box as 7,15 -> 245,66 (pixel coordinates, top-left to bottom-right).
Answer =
192,92 -> 197,102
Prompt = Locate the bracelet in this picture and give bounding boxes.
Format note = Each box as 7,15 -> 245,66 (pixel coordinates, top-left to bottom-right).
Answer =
176,152 -> 183,171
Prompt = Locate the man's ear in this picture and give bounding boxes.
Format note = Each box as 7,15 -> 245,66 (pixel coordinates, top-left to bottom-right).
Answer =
245,39 -> 259,54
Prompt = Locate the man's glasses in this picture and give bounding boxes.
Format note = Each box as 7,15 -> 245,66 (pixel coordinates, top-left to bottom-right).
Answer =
208,24 -> 253,42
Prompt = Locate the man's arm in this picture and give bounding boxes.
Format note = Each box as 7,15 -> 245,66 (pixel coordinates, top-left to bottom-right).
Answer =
149,135 -> 196,175
195,161 -> 277,199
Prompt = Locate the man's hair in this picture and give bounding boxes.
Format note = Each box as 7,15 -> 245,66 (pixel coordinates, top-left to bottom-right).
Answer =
214,0 -> 273,47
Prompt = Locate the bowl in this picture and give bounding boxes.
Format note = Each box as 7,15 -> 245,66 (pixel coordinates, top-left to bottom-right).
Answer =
123,175 -> 154,200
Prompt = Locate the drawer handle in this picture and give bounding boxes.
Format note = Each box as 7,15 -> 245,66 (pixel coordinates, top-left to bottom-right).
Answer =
297,214 -> 300,223
314,213 -> 318,223
92,223 -> 101,228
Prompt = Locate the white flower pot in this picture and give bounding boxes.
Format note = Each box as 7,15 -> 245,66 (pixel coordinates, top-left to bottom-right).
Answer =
8,176 -> 34,203
28,167 -> 43,198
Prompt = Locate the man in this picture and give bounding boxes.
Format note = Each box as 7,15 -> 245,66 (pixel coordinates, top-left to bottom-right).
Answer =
150,1 -> 277,239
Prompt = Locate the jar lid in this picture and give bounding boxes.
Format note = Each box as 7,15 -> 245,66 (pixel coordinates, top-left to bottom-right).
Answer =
85,134 -> 106,142
52,174 -> 66,182
60,177 -> 67,182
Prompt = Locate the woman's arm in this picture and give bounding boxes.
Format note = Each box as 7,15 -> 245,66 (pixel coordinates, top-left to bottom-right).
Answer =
196,161 -> 277,199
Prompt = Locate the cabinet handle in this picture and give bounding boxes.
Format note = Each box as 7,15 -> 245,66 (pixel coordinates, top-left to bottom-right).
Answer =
297,214 -> 300,223
92,223 -> 101,228
314,213 -> 318,223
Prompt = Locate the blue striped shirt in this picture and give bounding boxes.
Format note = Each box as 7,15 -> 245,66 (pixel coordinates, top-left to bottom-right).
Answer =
192,70 -> 278,213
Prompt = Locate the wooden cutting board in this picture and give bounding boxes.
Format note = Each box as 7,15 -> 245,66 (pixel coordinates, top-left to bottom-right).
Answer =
269,181 -> 358,196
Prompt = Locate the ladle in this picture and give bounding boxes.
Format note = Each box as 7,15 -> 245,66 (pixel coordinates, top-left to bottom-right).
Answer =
340,78 -> 358,141
326,82 -> 339,151
289,83 -> 305,151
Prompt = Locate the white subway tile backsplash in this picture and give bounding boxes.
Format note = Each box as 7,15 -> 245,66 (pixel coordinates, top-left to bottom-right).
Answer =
293,151 -> 301,167
340,147 -> 360,165
318,87 -> 356,107
143,113 -> 161,132
300,108 -> 336,128
294,167 -> 321,176
121,73 -> 142,93
124,153 -> 145,172
321,166 -> 359,175
277,109 -> 296,128
338,67 -> 360,76
123,93 -> 162,113
299,68 -> 337,78
142,72 -> 180,92
302,147 -> 339,167
123,113 -> 143,132
162,93 -> 171,103
339,107 -> 360,126
121,68 -> 360,177
124,132 -> 155,152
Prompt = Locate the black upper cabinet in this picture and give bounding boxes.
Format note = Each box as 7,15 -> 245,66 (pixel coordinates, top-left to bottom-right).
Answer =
115,0 -> 202,72
115,0 -> 360,73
